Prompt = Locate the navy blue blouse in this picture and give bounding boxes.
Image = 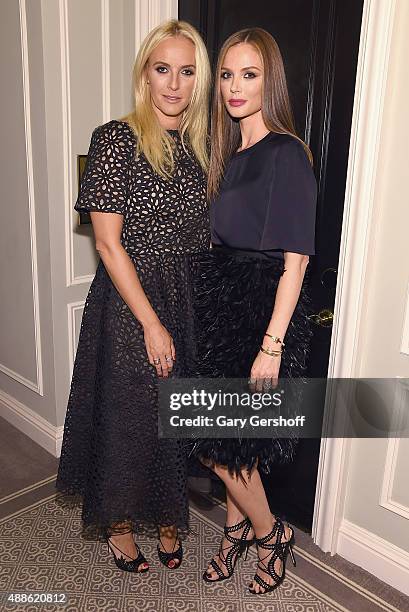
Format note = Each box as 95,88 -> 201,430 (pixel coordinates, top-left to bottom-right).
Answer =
211,132 -> 317,259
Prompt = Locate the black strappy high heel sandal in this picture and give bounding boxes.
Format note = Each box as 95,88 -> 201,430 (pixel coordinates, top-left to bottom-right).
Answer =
106,529 -> 149,573
203,516 -> 254,583
249,516 -> 296,594
157,530 -> 183,569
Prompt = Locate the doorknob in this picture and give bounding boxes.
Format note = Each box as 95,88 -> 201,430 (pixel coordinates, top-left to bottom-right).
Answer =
308,308 -> 333,327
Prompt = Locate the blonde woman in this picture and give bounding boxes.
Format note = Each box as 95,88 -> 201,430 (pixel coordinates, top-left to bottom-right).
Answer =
191,28 -> 317,593
57,20 -> 210,573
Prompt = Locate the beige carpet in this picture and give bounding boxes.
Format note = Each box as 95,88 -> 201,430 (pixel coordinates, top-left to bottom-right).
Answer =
0,489 -> 406,612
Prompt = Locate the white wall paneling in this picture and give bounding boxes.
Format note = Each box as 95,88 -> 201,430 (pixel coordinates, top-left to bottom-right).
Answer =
379,379 -> 409,519
101,0 -> 111,123
312,0 -> 397,552
134,0 -> 178,57
400,278 -> 409,356
0,0 -> 44,396
135,0 -> 150,56
59,0 -> 77,288
0,389 -> 59,456
63,0 -> 180,289
60,0 -> 97,288
337,518 -> 409,596
0,0 -> 179,447
67,301 -> 84,376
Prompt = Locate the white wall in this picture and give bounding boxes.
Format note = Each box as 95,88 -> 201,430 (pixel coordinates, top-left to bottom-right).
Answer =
0,0 -> 177,455
342,0 -> 409,546
0,0 -> 55,438
319,0 -> 409,595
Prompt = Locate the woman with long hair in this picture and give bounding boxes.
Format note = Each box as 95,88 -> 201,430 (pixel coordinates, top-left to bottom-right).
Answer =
191,28 -> 317,594
56,20 -> 210,573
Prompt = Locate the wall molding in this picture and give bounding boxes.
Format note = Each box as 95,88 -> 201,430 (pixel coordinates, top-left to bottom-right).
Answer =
134,0 -> 178,57
101,0 -> 111,123
135,1 -> 149,57
67,301 -> 84,376
149,0 -> 161,28
0,389 -> 61,458
400,277 -> 409,356
337,518 -> 409,596
312,0 -> 397,553
379,379 -> 409,519
59,0 -> 74,287
0,364 -> 41,397
148,0 -> 178,29
0,0 -> 45,396
59,0 -> 94,288
165,0 -> 179,21
380,437 -> 409,520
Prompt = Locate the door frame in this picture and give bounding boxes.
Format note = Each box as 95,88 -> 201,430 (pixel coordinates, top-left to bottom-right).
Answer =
312,0 -> 397,553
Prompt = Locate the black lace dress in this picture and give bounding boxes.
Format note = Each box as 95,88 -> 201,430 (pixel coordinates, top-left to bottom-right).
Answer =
56,120 -> 209,539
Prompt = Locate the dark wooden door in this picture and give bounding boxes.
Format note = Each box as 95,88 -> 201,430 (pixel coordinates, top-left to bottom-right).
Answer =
179,0 -> 364,531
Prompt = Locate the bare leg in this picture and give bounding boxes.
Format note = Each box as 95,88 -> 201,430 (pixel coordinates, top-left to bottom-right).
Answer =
226,488 -> 247,525
211,464 -> 292,593
158,525 -> 181,568
108,521 -> 149,571
205,488 -> 255,580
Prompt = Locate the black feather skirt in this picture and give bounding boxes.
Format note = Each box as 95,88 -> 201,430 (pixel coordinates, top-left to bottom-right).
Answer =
189,245 -> 314,477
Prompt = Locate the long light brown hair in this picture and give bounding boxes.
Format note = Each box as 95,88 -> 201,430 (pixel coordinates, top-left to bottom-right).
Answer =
123,20 -> 211,179
208,28 -> 313,198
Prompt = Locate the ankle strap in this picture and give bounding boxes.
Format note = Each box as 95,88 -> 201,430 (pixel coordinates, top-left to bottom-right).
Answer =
106,527 -> 133,537
108,536 -> 139,559
224,517 -> 251,544
224,516 -> 250,534
255,518 -> 283,548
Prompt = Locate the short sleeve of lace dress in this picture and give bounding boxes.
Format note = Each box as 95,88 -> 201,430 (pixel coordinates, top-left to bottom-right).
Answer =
74,120 -> 134,215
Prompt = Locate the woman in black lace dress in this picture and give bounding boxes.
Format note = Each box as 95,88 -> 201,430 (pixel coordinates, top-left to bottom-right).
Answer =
191,29 -> 317,594
56,20 -> 210,572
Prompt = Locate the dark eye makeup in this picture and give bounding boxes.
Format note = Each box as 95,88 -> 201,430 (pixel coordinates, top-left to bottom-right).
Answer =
220,70 -> 259,80
154,66 -> 195,76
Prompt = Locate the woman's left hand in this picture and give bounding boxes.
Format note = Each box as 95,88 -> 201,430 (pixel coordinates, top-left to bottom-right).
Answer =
249,351 -> 282,391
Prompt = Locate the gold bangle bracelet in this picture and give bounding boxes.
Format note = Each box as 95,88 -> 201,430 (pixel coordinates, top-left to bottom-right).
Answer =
260,346 -> 282,357
264,333 -> 285,347
264,344 -> 286,353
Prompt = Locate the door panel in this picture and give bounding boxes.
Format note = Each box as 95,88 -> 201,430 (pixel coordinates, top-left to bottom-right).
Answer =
180,0 -> 364,530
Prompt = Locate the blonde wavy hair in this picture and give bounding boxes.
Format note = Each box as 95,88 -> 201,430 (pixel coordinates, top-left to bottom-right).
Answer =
123,20 -> 211,179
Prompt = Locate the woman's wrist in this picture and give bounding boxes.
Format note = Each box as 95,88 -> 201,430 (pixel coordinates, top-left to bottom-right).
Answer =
264,332 -> 285,344
263,332 -> 285,350
260,345 -> 282,358
140,312 -> 161,330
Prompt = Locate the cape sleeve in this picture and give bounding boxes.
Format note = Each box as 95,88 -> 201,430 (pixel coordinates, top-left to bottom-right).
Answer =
261,138 -> 317,255
74,121 -> 134,215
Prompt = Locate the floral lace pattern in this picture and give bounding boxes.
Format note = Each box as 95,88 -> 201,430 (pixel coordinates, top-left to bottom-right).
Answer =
56,120 -> 210,539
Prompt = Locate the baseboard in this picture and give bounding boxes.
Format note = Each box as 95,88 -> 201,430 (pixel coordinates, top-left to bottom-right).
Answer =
0,389 -> 63,458
337,518 -> 409,596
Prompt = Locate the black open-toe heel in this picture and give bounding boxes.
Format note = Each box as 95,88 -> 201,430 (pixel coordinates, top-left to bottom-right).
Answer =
106,530 -> 149,573
203,516 -> 254,583
249,517 -> 296,594
157,530 -> 183,569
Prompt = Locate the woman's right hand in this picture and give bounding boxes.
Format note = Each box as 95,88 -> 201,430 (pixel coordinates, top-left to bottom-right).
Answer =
143,321 -> 175,377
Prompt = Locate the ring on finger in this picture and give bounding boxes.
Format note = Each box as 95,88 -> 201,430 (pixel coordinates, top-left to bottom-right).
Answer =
153,357 -> 160,365
165,355 -> 173,363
